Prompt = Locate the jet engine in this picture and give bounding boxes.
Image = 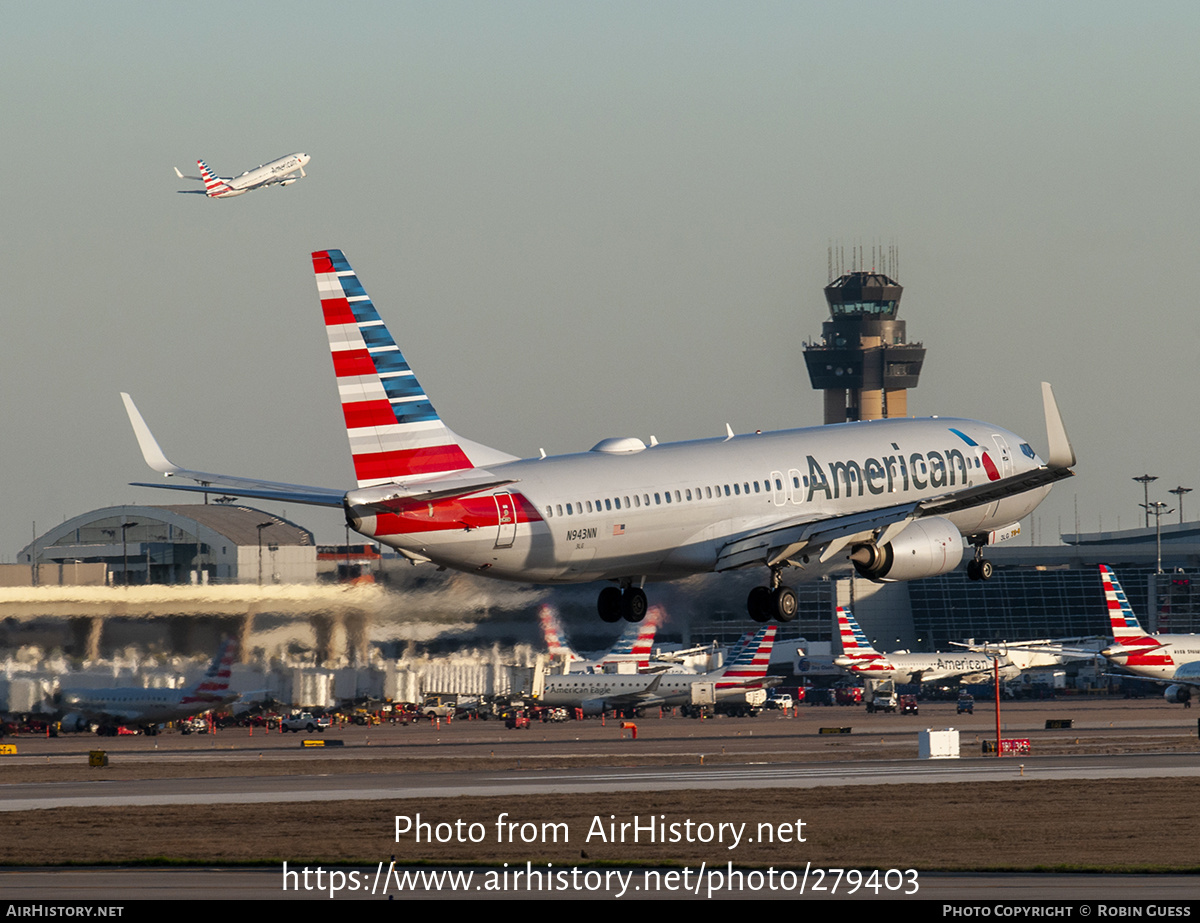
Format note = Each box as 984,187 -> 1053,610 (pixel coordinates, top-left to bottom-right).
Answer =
1164,684 -> 1191,705
849,517 -> 965,582
59,713 -> 91,733
578,699 -> 607,717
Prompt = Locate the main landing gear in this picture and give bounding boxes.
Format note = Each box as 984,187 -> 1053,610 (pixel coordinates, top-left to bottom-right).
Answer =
747,568 -> 798,623
966,542 -> 994,581
597,585 -> 648,623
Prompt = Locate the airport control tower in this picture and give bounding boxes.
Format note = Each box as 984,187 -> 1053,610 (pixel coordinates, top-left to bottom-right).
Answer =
802,260 -> 925,424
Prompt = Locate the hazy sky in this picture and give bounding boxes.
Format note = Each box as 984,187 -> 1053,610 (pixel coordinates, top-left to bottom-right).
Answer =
3,2 -> 1198,559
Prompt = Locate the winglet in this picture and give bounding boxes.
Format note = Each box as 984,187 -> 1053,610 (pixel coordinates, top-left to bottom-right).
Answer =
120,393 -> 179,475
174,166 -> 183,178
1041,382 -> 1076,469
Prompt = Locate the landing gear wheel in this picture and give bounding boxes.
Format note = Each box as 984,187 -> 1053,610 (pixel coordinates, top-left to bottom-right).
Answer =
747,586 -> 772,623
621,587 -> 648,622
598,586 -> 622,622
967,559 -> 994,581
772,586 -> 798,623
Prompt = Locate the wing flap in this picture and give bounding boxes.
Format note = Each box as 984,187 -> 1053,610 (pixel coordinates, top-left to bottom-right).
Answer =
716,502 -> 920,572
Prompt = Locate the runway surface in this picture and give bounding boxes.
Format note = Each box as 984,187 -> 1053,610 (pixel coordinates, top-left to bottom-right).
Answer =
2,751 -> 1199,811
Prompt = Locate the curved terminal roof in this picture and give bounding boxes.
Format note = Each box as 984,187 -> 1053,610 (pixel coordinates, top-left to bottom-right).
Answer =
21,504 -> 313,560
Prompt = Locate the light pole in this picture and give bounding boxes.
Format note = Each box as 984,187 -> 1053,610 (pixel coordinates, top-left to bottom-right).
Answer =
1140,501 -> 1173,574
120,520 -> 139,586
1133,474 -> 1157,529
1169,486 -> 1192,525
256,521 -> 273,586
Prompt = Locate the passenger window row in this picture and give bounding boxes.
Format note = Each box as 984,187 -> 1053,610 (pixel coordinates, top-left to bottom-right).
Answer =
543,474 -> 810,518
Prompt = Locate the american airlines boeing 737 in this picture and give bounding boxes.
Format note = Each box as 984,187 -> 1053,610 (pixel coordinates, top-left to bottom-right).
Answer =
122,249 -> 1076,624
1099,564 -> 1200,680
174,153 -> 310,198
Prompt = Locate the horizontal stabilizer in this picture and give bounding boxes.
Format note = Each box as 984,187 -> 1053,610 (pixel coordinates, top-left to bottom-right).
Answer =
344,470 -> 520,512
121,393 -> 345,508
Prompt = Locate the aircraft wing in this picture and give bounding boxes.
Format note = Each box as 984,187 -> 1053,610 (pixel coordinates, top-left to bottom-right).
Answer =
122,393 -> 345,507
718,381 -> 1076,572
1102,672 -> 1200,690
716,502 -> 921,571
949,639 -> 1103,661
601,674 -> 666,706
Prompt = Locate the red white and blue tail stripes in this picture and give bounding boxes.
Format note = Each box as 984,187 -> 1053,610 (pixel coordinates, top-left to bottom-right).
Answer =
836,606 -> 882,659
539,604 -> 578,661
1099,564 -> 1174,669
611,606 -> 660,668
313,250 -> 472,488
197,160 -> 234,198
834,606 -> 892,672
180,638 -> 236,706
1100,564 -> 1145,641
717,625 -> 775,688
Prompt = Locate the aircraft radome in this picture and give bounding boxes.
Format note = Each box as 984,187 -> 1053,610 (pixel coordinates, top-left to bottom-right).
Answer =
122,250 -> 1077,624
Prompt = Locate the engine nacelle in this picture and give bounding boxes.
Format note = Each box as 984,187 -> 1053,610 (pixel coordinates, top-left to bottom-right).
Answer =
1164,684 -> 1191,705
579,699 -> 607,717
59,712 -> 90,733
850,517 -> 965,582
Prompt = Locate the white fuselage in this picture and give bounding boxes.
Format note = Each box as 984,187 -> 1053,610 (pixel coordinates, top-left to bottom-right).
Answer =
60,687 -> 231,727
838,651 -> 1019,685
354,416 -> 1049,585
539,670 -> 760,709
1104,636 -> 1200,680
229,153 -> 309,190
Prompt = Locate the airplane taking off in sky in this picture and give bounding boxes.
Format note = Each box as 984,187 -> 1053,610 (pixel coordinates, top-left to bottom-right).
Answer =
1099,565 -> 1200,681
833,607 -> 1020,684
174,153 -> 310,197
536,626 -> 777,715
57,639 -> 239,735
122,249 -> 1076,625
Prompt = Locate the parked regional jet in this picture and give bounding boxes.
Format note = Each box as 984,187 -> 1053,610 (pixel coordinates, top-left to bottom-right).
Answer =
537,626 -> 777,714
57,639 -> 239,735
121,249 -> 1076,625
1099,565 -> 1200,680
833,607 -> 1020,684
174,153 -> 310,198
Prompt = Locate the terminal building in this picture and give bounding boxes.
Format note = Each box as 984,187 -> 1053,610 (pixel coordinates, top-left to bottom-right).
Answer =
15,505 -> 317,586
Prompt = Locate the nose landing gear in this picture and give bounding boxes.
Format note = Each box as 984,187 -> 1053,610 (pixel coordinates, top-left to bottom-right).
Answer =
966,543 -> 993,581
